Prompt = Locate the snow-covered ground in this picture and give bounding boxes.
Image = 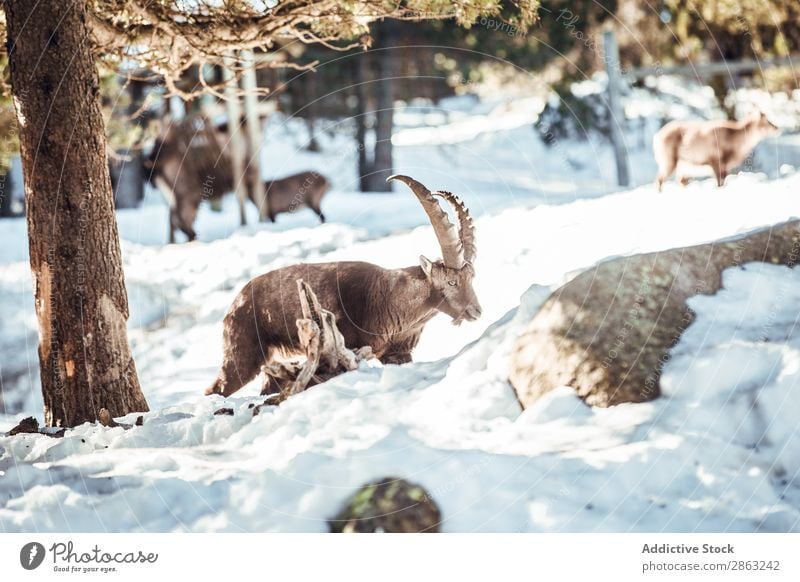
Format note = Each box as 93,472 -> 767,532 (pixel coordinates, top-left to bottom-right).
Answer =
1,91 -> 800,532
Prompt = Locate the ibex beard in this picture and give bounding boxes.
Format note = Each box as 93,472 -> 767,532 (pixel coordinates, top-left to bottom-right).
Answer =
205,174 -> 482,398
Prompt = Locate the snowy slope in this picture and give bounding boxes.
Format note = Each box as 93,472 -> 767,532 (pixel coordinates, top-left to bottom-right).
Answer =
2,94 -> 800,532
1,256 -> 800,532
2,170 -> 800,532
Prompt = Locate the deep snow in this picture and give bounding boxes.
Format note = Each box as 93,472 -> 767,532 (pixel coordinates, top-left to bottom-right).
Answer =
1,88 -> 800,532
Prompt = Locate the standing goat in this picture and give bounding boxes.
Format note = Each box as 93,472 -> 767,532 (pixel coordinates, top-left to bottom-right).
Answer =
253,171 -> 330,223
145,117 -> 330,242
205,174 -> 482,397
144,116 -> 252,243
654,110 -> 779,191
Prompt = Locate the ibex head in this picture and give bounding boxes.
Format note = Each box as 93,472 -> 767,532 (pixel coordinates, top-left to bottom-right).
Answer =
388,175 -> 482,325
747,109 -> 780,136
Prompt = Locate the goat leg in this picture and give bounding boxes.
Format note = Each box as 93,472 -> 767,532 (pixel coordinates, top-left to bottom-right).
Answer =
382,352 -> 413,365
354,346 -> 375,361
261,361 -> 301,395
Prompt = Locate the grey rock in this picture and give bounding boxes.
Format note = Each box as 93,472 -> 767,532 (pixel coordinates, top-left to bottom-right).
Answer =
510,220 -> 800,407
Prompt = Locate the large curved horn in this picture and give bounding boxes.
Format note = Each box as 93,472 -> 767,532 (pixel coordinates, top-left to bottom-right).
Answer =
433,190 -> 476,266
388,174 -> 464,268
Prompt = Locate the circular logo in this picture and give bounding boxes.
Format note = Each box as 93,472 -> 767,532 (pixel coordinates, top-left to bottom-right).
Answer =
19,542 -> 46,570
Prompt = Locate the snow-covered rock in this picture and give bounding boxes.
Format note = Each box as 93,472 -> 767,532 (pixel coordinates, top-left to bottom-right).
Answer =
509,219 -> 800,407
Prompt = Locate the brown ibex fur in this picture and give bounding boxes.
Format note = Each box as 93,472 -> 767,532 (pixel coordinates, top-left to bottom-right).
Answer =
253,171 -> 330,223
205,175 -> 482,398
145,115 -> 253,243
654,110 -> 779,191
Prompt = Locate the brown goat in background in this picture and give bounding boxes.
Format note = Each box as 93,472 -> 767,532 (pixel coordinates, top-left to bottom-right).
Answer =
144,116 -> 248,242
654,110 -> 779,191
145,116 -> 330,242
252,171 -> 330,223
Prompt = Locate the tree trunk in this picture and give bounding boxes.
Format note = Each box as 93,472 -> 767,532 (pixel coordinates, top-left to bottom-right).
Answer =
0,170 -> 13,217
354,57 -> 372,192
709,73 -> 735,120
367,21 -> 396,192
111,79 -> 145,210
305,73 -> 320,152
4,0 -> 148,427
109,156 -> 142,210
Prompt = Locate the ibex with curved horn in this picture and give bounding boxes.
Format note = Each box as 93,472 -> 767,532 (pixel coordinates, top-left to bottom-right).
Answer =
206,174 -> 481,397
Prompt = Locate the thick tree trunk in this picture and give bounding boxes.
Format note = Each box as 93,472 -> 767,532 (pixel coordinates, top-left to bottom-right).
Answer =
4,0 -> 148,427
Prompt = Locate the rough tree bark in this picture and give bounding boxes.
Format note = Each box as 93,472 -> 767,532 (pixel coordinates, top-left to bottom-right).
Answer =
4,0 -> 148,427
354,20 -> 396,193
368,20 -> 396,192
354,56 -> 372,193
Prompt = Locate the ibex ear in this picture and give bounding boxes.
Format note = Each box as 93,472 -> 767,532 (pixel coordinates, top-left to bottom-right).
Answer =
419,255 -> 434,278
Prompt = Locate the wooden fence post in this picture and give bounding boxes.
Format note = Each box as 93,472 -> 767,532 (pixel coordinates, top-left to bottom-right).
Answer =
603,30 -> 630,187
223,57 -> 248,226
240,49 -> 267,221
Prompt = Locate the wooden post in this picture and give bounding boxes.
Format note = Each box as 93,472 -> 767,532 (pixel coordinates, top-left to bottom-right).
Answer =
223,57 -> 248,226
240,49 -> 266,221
198,64 -> 222,212
603,30 -> 630,187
